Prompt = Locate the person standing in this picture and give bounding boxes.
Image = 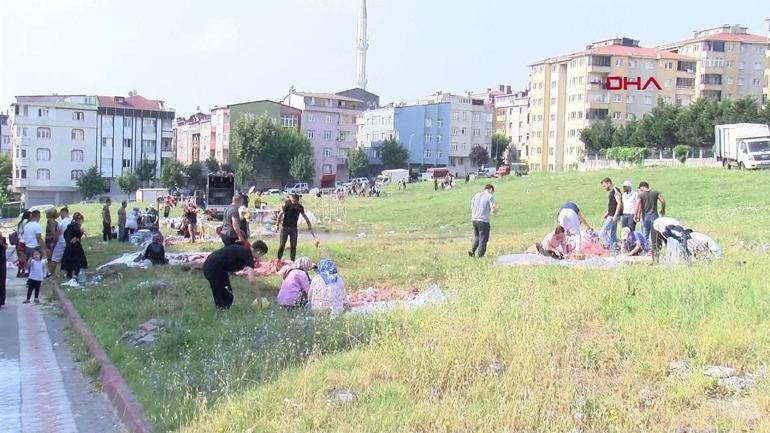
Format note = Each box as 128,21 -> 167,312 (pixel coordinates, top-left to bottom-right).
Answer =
44,208 -> 59,268
15,210 -> 30,278
50,207 -> 72,277
21,210 -> 48,263
185,199 -> 198,243
61,212 -> 88,279
0,232 -> 7,308
202,241 -> 268,309
23,250 -> 45,304
117,201 -> 127,242
635,181 -> 666,242
275,194 -> 317,261
220,195 -> 246,246
434,178 -> 439,191
469,184 -> 497,258
163,194 -> 173,218
556,202 -> 592,253
620,180 -> 638,231
125,207 -> 139,241
102,199 -> 112,241
599,177 -> 622,250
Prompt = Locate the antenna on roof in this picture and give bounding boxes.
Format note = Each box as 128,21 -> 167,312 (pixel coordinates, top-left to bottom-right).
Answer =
128,90 -> 135,97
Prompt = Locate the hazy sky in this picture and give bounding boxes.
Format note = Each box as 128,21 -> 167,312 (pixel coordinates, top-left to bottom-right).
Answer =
1,0 -> 767,116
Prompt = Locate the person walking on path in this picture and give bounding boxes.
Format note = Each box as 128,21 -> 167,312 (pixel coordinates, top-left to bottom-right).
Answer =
117,201 -> 127,242
15,210 -> 30,278
49,207 -> 71,278
22,210 -> 48,265
620,180 -> 638,231
469,184 -> 497,258
275,194 -> 318,261
203,241 -> 268,309
101,199 -> 112,242
635,181 -> 666,242
61,212 -> 88,280
0,232 -> 6,308
599,177 -> 622,250
23,250 -> 45,304
219,195 -> 246,246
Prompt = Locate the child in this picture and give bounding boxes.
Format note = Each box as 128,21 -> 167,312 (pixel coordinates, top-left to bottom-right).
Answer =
24,250 -> 46,304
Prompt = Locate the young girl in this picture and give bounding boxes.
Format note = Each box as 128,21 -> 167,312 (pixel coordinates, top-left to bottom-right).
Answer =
24,250 -> 46,304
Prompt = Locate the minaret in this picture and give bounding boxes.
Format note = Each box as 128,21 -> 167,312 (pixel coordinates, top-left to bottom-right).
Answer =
354,0 -> 368,89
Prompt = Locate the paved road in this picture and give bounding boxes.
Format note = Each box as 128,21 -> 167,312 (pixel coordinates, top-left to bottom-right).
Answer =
0,276 -> 126,433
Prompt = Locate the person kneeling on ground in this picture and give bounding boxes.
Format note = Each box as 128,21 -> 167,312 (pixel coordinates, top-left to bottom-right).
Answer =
534,225 -> 567,259
143,232 -> 168,265
277,256 -> 312,309
620,227 -> 649,257
203,240 -> 269,310
308,258 -> 348,315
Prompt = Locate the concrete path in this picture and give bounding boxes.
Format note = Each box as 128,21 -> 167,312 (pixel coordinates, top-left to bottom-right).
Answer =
0,276 -> 126,433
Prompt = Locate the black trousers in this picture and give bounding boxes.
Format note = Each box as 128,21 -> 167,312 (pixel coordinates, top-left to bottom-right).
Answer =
470,221 -> 491,258
220,234 -> 239,247
277,227 -> 298,261
26,279 -> 41,300
203,264 -> 233,309
102,222 -> 111,241
0,269 -> 6,306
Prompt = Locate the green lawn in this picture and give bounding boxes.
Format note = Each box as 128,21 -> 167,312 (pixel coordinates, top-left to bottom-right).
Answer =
59,168 -> 770,433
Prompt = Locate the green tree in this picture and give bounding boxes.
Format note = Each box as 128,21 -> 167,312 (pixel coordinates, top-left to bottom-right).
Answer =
580,118 -> 616,151
673,145 -> 691,164
347,148 -> 370,177
186,161 -> 206,189
135,160 -> 157,187
77,166 -> 106,199
160,159 -> 186,189
0,152 -> 11,195
380,137 -> 408,169
469,145 -> 489,168
205,157 -> 220,173
289,154 -> 315,183
116,170 -> 140,200
491,133 -> 511,166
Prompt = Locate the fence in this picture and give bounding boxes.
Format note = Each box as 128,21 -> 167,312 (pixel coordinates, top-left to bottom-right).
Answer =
578,157 -> 720,172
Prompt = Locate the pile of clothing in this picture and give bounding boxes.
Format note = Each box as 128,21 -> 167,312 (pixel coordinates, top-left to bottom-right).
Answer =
253,258 -> 290,277
348,286 -> 419,306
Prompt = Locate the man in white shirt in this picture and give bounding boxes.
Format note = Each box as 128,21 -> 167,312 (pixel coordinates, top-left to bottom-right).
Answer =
50,207 -> 72,277
620,180 -> 638,231
469,184 -> 497,258
21,210 -> 48,260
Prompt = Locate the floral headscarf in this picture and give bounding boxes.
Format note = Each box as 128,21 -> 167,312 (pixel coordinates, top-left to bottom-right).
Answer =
283,256 -> 311,279
316,258 -> 338,285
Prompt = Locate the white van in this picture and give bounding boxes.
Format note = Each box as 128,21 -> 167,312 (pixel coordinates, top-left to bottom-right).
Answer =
285,182 -> 310,194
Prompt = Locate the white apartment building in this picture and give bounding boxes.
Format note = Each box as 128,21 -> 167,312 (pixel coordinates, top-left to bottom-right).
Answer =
10,95 -> 99,205
96,95 -> 175,193
0,114 -> 11,154
358,105 -> 395,164
493,90 -> 529,161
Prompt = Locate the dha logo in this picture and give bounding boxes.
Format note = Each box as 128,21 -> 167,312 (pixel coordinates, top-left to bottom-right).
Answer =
606,76 -> 662,91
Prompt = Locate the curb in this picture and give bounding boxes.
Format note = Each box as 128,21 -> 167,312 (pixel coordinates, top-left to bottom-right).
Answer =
54,286 -> 154,433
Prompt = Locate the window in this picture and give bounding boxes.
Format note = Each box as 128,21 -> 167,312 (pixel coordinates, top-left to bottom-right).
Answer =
664,80 -> 672,88
726,43 -> 734,52
738,78 -> 744,86
551,80 -> 557,89
124,138 -> 132,148
425,134 -> 432,142
306,130 -> 315,139
142,118 -> 157,130
629,60 -> 636,68
325,99 -> 333,107
437,151 -> 443,159
324,148 -> 332,158
425,118 -> 432,127
324,130 -> 332,141
550,98 -> 556,105
436,135 -> 442,143
36,127 -> 51,139
627,95 -> 634,103
473,113 -> 480,122
549,131 -> 555,139
102,116 -> 113,127
325,115 -> 332,124
17,148 -> 27,158
281,115 -> 297,128
753,78 -> 761,86
611,112 -> 621,120
645,62 -> 654,70
38,108 -> 49,117
726,77 -> 734,85
18,169 -> 27,179
123,159 -> 131,168
71,129 -> 84,141
613,94 -> 622,102
644,96 -> 653,105
73,111 -> 85,121
307,114 -> 315,122
36,169 -> 50,181
125,118 -> 133,128
753,62 -> 763,71
424,149 -> 432,158
738,62 -> 745,70
71,170 -> 83,180
16,126 -> 28,137
36,148 -> 51,161
71,150 -> 84,161
322,164 -> 332,174
102,137 -> 113,146
452,127 -> 459,136
437,119 -> 443,128
142,140 -> 156,153
452,112 -> 459,120
615,58 -> 623,67
461,127 -> 467,135
462,112 -> 468,121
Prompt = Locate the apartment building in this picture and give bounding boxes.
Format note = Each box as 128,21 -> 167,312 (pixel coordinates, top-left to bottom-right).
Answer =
174,112 -> 211,165
10,95 -> 99,205
764,18 -> 770,105
96,95 -> 175,193
283,90 -> 365,187
492,89 -> 529,161
528,37 -> 697,171
0,113 -> 11,154
658,24 -> 769,102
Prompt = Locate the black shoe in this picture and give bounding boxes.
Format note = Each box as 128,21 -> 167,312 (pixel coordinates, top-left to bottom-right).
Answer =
468,251 -> 474,257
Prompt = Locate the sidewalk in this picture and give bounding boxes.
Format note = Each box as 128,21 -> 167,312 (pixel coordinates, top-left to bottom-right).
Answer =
0,276 -> 126,433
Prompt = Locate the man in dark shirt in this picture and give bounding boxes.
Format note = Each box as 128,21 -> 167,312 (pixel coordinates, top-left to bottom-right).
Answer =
275,194 -> 317,261
203,241 -> 268,309
599,177 -> 622,250
220,195 -> 245,246
102,199 -> 112,241
634,181 -> 667,242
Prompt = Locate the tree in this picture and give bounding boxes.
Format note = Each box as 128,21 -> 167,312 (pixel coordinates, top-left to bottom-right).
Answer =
347,148 -> 370,177
0,153 -> 11,194
673,145 -> 691,164
160,159 -> 186,189
289,154 -> 315,183
580,118 -> 616,151
205,157 -> 220,173
135,160 -> 157,187
469,145 -> 489,168
77,166 -> 106,199
380,137 -> 408,169
186,161 -> 206,189
116,170 -> 140,200
491,133 -> 511,166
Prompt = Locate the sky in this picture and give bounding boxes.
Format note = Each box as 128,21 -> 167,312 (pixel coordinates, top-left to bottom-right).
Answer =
0,0 -> 768,117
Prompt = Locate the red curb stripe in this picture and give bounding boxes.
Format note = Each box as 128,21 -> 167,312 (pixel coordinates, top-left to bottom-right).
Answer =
54,287 -> 154,433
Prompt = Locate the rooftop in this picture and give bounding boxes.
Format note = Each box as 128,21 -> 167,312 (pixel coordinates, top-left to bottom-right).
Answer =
659,24 -> 768,48
291,92 -> 364,103
97,95 -> 169,111
530,37 -> 697,65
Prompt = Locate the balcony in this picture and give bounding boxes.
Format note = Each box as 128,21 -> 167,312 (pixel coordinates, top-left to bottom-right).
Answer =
13,178 -> 28,187
337,156 -> 347,165
14,137 -> 31,146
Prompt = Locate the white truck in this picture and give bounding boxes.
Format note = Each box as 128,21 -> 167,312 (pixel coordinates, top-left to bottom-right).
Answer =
714,123 -> 770,170
376,169 -> 409,185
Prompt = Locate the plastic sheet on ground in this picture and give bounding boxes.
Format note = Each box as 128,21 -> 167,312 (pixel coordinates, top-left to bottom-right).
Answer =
495,253 -> 651,269
349,284 -> 448,315
97,252 -> 210,271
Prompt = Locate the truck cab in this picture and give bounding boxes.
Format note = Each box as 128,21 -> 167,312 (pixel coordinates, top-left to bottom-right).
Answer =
206,172 -> 236,218
714,123 -> 770,170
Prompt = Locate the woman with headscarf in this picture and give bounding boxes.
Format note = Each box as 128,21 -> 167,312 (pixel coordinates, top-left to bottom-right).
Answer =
308,259 -> 348,315
277,256 -> 312,309
143,232 -> 168,265
61,212 -> 88,279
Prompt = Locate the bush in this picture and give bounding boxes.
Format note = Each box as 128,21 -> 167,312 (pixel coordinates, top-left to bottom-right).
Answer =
673,145 -> 691,164
605,147 -> 648,165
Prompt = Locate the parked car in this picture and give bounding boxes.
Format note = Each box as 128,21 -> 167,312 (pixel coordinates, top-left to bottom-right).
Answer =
285,182 -> 310,194
266,188 -> 282,196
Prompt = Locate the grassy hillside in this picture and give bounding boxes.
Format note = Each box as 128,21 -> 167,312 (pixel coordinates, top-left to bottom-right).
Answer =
60,168 -> 770,433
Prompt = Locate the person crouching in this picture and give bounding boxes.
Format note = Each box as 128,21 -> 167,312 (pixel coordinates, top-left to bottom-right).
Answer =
277,256 -> 312,309
203,241 -> 268,310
